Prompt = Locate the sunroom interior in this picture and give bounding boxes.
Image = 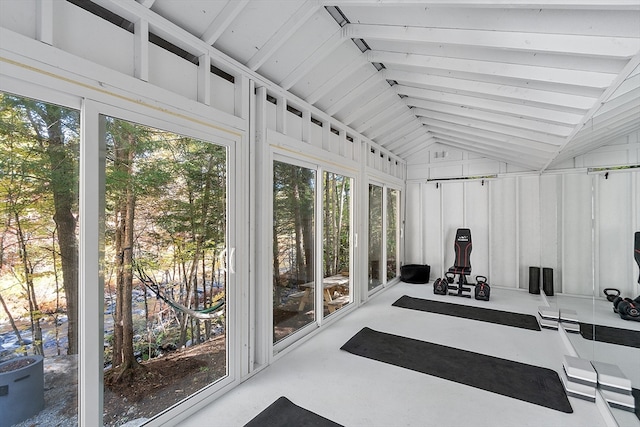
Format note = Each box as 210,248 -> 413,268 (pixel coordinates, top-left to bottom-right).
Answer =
0,1 -> 639,426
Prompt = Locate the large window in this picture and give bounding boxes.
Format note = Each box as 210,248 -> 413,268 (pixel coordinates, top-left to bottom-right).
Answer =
101,116 -> 228,425
386,188 -> 399,281
368,184 -> 384,291
322,171 -> 351,317
368,183 -> 401,292
272,161 -> 316,343
0,93 -> 79,425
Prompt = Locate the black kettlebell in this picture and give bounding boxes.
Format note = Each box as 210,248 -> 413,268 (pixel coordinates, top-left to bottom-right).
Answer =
603,288 -> 620,302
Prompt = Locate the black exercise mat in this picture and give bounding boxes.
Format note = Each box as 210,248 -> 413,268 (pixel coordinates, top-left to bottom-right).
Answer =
579,323 -> 640,348
341,327 -> 573,414
244,396 -> 343,427
392,295 -> 541,331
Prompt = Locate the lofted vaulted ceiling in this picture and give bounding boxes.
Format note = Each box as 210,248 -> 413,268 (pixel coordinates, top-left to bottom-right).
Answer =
132,0 -> 639,171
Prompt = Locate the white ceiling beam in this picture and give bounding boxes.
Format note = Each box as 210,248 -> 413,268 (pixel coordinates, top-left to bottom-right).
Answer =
395,135 -> 438,158
427,125 -> 554,159
280,29 -> 347,90
200,0 -> 250,45
429,130 -> 553,163
322,1 -> 640,9
383,127 -> 430,151
137,0 -> 156,7
367,51 -> 617,89
366,110 -> 417,140
384,69 -> 598,110
355,101 -> 407,134
246,1 -> 322,71
305,54 -> 367,105
377,121 -> 423,146
420,117 -> 559,153
341,86 -> 399,126
542,52 -> 640,171
409,102 -> 573,137
433,137 -> 544,170
553,122 -> 640,163
324,68 -> 381,116
344,24 -> 640,58
412,108 -> 566,146
399,89 -> 584,124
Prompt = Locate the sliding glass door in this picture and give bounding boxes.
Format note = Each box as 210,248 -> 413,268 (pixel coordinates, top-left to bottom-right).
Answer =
386,188 -> 399,281
272,161 -> 316,343
369,183 -> 401,292
368,184 -> 384,291
322,171 -> 351,318
101,115 -> 229,425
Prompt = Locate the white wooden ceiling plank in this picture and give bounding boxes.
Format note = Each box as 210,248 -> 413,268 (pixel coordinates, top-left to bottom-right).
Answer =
355,101 -> 407,134
553,122 -> 640,163
377,121 -> 424,146
571,107 -> 640,143
344,24 -> 640,58
395,135 -> 438,158
433,137 -> 544,170
368,50 -> 618,89
280,30 -> 347,90
429,130 -> 553,161
400,90 -> 584,124
305,54 -> 368,105
421,118 -> 560,152
385,69 -> 598,109
323,1 -> 640,9
341,87 -> 399,125
412,108 -> 567,145
593,87 -> 640,118
366,111 -> 417,140
409,103 -> 573,137
200,0 -> 250,45
541,52 -> 640,170
246,1 -> 321,71
324,69 -> 383,116
383,127 -> 431,150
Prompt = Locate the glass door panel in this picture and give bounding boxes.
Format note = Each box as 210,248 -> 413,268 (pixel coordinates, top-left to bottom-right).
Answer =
368,184 -> 383,291
322,171 -> 351,317
0,93 -> 79,426
386,188 -> 399,281
101,116 -> 228,425
272,161 -> 316,343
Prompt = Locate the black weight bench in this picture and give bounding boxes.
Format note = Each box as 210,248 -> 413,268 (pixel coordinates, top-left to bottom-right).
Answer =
447,228 -> 473,298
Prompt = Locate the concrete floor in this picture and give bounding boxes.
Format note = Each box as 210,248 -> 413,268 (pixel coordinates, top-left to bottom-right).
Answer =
183,282 -> 639,427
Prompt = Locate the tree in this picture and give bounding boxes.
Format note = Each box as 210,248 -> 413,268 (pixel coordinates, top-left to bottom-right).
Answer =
0,94 -> 80,355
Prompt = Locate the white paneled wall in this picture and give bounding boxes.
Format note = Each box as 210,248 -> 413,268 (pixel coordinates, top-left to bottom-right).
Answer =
405,169 -> 640,298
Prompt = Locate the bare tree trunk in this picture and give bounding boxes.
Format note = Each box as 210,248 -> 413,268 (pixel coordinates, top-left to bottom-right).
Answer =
14,212 -> 44,355
0,292 -> 25,354
113,131 -> 139,377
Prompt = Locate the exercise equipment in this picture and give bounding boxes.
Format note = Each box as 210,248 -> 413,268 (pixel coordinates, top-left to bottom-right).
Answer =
446,228 -> 473,298
474,275 -> 490,301
433,277 -> 448,295
431,228 -> 490,301
603,232 -> 640,322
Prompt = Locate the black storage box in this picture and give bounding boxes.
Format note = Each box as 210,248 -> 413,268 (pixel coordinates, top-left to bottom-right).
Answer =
400,264 -> 431,284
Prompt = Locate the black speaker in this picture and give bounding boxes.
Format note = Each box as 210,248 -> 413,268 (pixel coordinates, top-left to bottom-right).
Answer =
529,266 -> 540,294
543,267 -> 554,296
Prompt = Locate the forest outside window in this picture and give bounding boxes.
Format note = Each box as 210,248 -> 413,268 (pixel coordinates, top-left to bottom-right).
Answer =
101,116 -> 228,425
0,92 -> 80,425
